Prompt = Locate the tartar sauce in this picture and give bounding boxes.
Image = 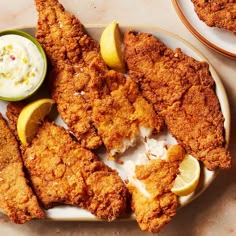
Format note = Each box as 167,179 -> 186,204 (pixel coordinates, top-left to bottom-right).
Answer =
0,34 -> 45,99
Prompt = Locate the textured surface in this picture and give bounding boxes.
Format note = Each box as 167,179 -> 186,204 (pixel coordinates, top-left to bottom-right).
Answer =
6,103 -> 129,221
127,145 -> 185,233
191,0 -> 236,35
0,114 -> 44,223
23,122 -> 129,220
124,30 -> 231,170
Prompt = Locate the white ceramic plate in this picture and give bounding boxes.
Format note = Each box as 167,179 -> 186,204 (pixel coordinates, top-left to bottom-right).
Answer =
0,25 -> 231,221
172,0 -> 236,59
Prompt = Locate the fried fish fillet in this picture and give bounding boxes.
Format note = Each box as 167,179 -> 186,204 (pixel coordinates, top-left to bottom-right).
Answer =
124,144 -> 185,233
124,31 -> 231,170
34,0 -> 163,157
35,0 -> 106,149
191,0 -> 236,35
0,113 -> 44,223
6,103 -> 129,220
6,102 -> 25,140
24,121 -> 129,220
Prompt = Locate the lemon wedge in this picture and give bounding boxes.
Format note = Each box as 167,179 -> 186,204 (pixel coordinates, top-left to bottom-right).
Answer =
100,21 -> 125,72
17,98 -> 55,146
172,154 -> 200,196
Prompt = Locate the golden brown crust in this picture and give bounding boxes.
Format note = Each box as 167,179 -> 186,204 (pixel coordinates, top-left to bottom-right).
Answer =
6,101 -> 129,221
23,121 -> 129,220
127,145 -> 185,233
124,30 -> 231,170
0,113 -> 45,223
6,102 -> 25,139
93,77 -> 163,157
35,0 -> 105,149
191,0 -> 236,35
163,86 -> 231,170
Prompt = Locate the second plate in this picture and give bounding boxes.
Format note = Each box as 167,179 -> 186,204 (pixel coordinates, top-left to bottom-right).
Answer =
172,0 -> 236,59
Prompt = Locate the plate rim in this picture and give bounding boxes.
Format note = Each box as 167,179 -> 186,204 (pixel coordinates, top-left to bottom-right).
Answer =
0,24 -> 231,221
172,0 -> 236,60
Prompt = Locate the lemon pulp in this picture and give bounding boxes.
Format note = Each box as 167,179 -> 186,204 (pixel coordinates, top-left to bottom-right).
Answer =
100,21 -> 125,72
17,98 -> 55,146
172,154 -> 201,196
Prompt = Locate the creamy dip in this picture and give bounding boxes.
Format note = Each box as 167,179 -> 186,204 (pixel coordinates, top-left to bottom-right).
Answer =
0,34 -> 45,99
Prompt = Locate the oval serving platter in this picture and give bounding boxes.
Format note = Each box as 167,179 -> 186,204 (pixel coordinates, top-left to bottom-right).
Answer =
0,25 -> 231,221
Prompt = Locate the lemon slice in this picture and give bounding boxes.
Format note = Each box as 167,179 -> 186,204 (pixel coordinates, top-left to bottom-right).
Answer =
17,98 -> 55,146
100,21 -> 125,72
172,154 -> 200,196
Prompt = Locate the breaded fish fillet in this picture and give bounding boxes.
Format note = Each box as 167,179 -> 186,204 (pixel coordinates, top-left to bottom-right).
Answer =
124,144 -> 185,233
6,102 -> 25,140
191,0 -> 236,35
35,0 -> 107,149
6,103 -> 129,220
23,121 -> 129,220
0,113 -> 44,223
34,0 -> 163,157
124,31 -> 231,170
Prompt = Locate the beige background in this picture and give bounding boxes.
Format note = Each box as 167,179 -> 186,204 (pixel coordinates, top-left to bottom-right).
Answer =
0,0 -> 235,235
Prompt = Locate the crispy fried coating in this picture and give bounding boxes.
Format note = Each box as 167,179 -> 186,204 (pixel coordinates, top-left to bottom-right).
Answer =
6,102 -> 129,220
191,0 -> 236,35
163,86 -> 231,170
6,102 -> 25,139
22,122 -> 87,209
127,145 -> 185,233
35,0 -> 107,149
35,0 -> 163,156
0,113 -> 45,223
124,31 -> 231,170
23,121 -> 128,220
93,77 -> 163,158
